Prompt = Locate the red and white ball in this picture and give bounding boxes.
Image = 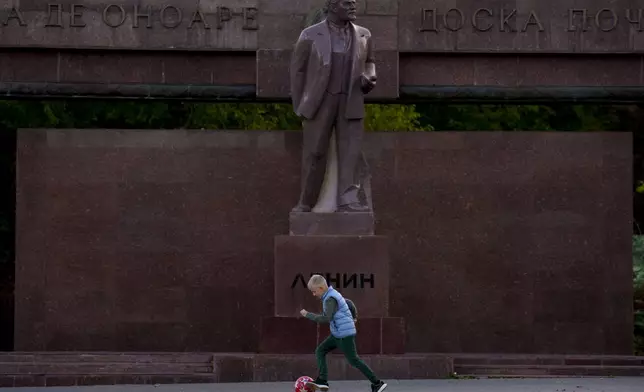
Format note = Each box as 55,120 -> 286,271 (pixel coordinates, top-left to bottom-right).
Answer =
294,376 -> 314,392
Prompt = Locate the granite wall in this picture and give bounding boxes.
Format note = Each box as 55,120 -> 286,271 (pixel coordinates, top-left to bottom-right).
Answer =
15,129 -> 633,354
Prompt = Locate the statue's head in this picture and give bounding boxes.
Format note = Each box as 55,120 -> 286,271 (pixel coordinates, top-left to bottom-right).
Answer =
324,0 -> 357,22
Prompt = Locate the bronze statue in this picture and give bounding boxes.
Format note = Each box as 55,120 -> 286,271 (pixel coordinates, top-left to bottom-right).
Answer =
290,0 -> 377,213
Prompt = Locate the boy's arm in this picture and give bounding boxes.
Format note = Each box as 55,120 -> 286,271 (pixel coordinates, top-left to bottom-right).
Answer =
305,298 -> 337,324
346,299 -> 358,321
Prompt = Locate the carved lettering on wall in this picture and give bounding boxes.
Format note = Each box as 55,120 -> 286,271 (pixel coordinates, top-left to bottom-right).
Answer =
0,3 -> 258,30
70,4 -> 86,28
2,4 -> 643,35
419,8 -> 644,33
626,9 -> 644,31
1,6 -> 26,26
102,4 -> 126,28
290,273 -> 376,290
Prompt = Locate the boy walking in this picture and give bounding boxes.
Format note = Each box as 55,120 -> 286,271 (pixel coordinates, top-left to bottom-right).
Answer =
300,275 -> 388,392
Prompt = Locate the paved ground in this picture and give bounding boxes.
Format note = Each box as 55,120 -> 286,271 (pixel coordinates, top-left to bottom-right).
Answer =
3,379 -> 644,392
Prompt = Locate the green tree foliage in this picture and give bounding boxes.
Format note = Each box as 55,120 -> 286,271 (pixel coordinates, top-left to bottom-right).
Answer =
0,101 -> 428,131
184,103 -> 301,130
416,104 -> 555,130
0,100 -> 180,129
2,100 -> 636,132
633,236 -> 644,355
365,104 -> 432,131
415,103 -> 634,131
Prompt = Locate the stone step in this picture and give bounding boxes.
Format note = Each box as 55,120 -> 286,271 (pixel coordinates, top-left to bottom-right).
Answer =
1,352 -> 643,387
0,362 -> 213,375
455,364 -> 644,377
0,352 -> 214,363
0,374 -> 217,388
452,354 -> 644,367
0,352 -> 453,387
452,354 -> 644,377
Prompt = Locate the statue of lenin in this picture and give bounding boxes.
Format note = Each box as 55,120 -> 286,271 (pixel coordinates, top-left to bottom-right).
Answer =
289,0 -> 377,213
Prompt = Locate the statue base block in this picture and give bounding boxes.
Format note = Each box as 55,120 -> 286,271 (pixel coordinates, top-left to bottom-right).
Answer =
289,212 -> 375,236
259,317 -> 405,354
273,235 -> 389,318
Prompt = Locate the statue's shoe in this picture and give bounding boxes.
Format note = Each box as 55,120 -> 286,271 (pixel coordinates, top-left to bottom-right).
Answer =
291,204 -> 312,213
338,202 -> 369,212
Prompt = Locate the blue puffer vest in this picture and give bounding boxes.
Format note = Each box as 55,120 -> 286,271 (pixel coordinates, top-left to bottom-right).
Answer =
322,286 -> 357,338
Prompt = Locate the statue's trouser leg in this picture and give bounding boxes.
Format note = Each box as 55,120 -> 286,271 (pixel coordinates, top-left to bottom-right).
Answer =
299,93 -> 340,208
335,96 -> 364,207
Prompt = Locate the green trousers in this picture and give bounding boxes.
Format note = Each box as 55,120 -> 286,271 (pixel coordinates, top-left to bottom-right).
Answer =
315,334 -> 378,384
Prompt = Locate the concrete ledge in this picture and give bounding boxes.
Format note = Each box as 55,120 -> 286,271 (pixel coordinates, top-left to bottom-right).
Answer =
7,83 -> 644,103
0,82 -> 257,100
399,85 -> 644,103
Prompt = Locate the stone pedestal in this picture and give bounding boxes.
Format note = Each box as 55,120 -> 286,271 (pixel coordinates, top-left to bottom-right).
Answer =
289,212 -> 375,235
262,212 -> 405,355
274,234 -> 389,317
259,317 -> 405,354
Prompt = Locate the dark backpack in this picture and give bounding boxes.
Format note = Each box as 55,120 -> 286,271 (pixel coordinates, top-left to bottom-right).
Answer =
346,298 -> 357,320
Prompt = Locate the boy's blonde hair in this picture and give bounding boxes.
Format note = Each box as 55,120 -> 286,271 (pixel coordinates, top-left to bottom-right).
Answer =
307,274 -> 328,290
